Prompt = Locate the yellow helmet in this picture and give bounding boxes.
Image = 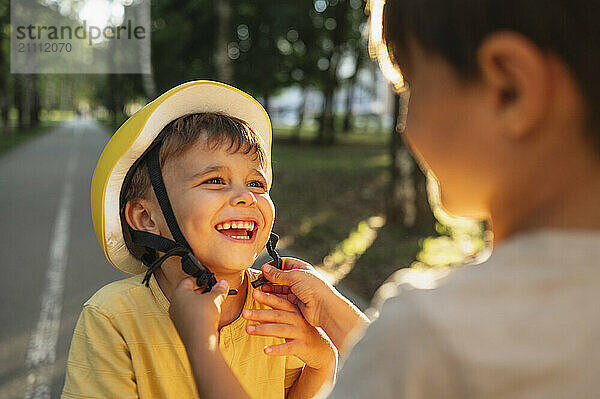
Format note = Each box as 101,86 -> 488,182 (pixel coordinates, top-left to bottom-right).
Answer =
91,80 -> 272,278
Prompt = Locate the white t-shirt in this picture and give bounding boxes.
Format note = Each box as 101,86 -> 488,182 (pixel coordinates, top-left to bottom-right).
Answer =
328,230 -> 600,399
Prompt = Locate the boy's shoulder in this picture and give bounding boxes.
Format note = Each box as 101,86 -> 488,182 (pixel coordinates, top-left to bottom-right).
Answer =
84,273 -> 149,316
376,229 -> 600,335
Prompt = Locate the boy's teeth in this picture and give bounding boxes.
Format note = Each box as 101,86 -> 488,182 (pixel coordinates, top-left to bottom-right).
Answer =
216,221 -> 255,231
231,235 -> 249,240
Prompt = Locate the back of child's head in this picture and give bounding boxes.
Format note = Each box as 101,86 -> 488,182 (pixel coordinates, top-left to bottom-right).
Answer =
383,0 -> 600,149
121,112 -> 268,260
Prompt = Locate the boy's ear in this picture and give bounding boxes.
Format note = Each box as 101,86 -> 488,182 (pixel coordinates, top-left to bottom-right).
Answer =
477,31 -> 551,139
124,199 -> 162,235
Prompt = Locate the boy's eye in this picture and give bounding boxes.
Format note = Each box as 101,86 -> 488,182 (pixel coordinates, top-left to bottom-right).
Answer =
203,177 -> 225,185
248,180 -> 266,190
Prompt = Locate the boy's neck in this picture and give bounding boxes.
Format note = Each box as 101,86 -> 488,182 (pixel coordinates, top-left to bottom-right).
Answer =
490,150 -> 600,243
215,269 -> 248,330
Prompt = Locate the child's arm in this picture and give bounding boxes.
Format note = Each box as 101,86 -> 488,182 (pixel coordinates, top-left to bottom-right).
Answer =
170,277 -> 337,399
170,279 -> 252,399
243,290 -> 338,399
62,306 -> 138,398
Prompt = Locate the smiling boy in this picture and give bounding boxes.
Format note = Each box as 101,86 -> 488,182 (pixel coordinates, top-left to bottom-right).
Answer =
61,81 -> 336,399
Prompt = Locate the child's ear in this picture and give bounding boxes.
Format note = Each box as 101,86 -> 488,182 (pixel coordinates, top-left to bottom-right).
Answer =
476,31 -> 551,139
124,199 -> 161,235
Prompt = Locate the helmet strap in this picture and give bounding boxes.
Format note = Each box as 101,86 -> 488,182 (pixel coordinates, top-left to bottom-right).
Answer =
128,144 -> 237,294
145,144 -> 191,248
250,232 -> 283,288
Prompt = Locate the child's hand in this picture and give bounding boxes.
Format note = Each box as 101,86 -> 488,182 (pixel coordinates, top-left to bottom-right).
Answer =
242,290 -> 338,373
169,278 -> 230,347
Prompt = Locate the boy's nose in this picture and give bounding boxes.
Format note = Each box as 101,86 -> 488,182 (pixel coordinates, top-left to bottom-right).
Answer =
229,188 -> 257,207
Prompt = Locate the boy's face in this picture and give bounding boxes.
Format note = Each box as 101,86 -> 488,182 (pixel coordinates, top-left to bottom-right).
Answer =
158,140 -> 274,274
401,43 -> 501,219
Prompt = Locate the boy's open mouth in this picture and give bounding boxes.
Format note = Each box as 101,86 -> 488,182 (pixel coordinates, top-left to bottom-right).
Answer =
215,220 -> 258,242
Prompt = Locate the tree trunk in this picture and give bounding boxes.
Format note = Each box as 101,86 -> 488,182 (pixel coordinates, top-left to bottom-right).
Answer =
387,92 -> 407,224
316,0 -> 349,146
292,86 -> 308,143
0,25 -> 6,136
107,74 -> 123,127
262,89 -> 271,115
342,51 -> 362,134
387,89 -> 435,233
215,0 -> 233,83
316,79 -> 336,145
1,99 -> 8,135
29,75 -> 40,127
14,76 -> 26,129
137,3 -> 156,100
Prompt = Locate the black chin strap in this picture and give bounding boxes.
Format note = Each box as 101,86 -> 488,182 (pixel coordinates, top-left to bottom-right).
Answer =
129,144 -> 237,294
130,229 -> 215,290
145,144 -> 191,248
250,233 -> 283,288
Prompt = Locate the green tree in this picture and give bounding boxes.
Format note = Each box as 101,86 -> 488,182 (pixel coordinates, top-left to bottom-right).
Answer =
312,0 -> 367,145
230,0 -> 301,111
150,0 -> 217,93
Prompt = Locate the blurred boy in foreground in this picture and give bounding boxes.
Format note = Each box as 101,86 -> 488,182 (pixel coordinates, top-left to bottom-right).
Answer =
170,1 -> 600,397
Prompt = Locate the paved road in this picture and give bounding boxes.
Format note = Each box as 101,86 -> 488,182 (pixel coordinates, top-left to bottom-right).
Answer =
0,120 -> 123,399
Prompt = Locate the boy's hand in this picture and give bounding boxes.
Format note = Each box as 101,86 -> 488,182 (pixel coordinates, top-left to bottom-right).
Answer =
169,277 -> 230,347
242,289 -> 338,373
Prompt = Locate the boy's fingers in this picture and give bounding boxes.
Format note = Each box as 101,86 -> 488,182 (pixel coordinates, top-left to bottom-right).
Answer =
176,276 -> 197,292
246,323 -> 298,339
263,341 -> 298,357
252,290 -> 297,311
242,308 -> 299,325
209,280 -> 230,306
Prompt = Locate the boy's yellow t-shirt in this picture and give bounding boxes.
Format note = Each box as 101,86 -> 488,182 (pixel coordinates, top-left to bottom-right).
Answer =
62,268 -> 304,399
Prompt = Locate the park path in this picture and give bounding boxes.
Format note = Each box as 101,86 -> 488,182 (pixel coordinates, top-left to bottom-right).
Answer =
0,120 -> 123,399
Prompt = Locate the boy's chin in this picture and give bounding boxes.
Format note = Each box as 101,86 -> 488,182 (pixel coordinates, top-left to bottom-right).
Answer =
202,257 -> 256,275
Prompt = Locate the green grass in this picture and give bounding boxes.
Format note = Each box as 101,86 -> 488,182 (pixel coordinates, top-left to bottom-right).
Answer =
0,121 -> 61,156
270,138 -> 390,260
0,109 -> 75,156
